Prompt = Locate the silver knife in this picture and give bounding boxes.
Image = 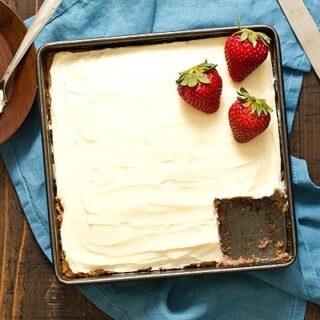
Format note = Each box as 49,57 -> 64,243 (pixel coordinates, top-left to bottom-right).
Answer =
278,0 -> 320,79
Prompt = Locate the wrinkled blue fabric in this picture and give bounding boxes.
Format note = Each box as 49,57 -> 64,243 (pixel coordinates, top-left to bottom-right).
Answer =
1,1 -> 319,319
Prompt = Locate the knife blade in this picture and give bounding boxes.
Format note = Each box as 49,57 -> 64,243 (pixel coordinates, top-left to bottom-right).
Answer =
278,0 -> 320,79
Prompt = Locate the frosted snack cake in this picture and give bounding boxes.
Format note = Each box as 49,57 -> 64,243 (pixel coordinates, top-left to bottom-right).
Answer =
43,28 -> 293,279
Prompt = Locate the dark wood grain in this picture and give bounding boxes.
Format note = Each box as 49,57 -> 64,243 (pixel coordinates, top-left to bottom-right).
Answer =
291,70 -> 320,320
291,71 -> 320,183
0,1 -> 37,144
0,1 -> 319,319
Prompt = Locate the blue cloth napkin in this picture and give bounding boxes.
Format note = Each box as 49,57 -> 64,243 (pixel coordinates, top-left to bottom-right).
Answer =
1,1 -> 320,319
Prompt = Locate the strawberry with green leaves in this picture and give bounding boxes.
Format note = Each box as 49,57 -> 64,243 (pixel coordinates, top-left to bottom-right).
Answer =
229,87 -> 273,143
225,28 -> 270,82
176,60 -> 222,114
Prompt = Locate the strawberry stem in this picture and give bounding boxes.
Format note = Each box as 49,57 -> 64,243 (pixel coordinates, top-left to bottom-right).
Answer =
237,18 -> 241,30
176,60 -> 217,88
237,87 -> 273,116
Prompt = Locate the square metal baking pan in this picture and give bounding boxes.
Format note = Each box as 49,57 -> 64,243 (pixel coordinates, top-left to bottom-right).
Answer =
37,25 -> 297,285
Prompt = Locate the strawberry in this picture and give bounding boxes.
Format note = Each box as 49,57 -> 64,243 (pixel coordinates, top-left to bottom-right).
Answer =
176,60 -> 222,114
228,87 -> 273,143
225,28 -> 270,82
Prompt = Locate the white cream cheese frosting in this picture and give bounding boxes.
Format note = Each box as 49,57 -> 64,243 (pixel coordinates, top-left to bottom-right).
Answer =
49,37 -> 282,274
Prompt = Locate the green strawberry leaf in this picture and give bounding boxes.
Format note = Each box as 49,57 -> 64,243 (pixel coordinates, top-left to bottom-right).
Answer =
181,75 -> 190,86
243,101 -> 252,107
240,31 -> 248,41
259,32 -> 271,46
237,87 -> 273,116
234,28 -> 271,48
176,60 -> 217,87
196,72 -> 210,83
252,37 -> 257,48
238,87 -> 250,99
188,76 -> 198,87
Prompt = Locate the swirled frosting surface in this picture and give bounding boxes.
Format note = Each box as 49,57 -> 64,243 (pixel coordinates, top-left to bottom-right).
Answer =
49,37 -> 282,273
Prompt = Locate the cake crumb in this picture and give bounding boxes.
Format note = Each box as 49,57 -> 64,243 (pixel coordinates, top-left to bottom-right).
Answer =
258,237 -> 272,249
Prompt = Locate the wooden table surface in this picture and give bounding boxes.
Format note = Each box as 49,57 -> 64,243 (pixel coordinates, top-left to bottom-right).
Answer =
0,1 -> 319,319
